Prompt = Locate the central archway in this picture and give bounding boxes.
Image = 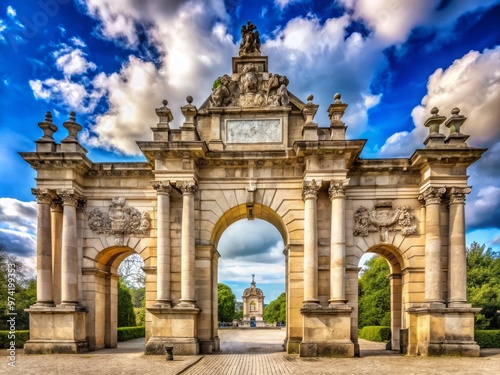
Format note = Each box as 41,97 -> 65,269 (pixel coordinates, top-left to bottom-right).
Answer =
210,203 -> 291,352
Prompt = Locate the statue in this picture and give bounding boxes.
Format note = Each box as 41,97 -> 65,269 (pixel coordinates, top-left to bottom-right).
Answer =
239,21 -> 261,56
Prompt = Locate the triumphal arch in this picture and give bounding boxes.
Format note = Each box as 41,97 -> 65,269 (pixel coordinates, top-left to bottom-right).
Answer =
21,22 -> 485,357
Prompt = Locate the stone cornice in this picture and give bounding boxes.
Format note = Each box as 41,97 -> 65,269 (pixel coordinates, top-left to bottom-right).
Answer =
409,147 -> 487,170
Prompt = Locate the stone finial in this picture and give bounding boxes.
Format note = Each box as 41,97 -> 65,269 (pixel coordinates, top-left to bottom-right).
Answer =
328,92 -> 348,127
307,94 -> 314,104
444,107 -> 466,134
156,99 -> 173,128
181,96 -> 197,138
186,95 -> 193,104
37,110 -> 58,142
62,111 -> 82,142
423,107 -> 446,147
424,107 -> 446,134
444,107 -> 469,146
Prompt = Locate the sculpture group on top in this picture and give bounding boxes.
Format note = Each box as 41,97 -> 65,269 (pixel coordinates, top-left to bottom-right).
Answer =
239,21 -> 261,56
210,22 -> 290,108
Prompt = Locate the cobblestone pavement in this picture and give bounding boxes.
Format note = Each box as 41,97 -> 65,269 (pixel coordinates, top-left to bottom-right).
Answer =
5,330 -> 500,375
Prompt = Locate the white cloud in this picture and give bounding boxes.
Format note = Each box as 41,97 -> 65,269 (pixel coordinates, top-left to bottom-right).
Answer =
274,0 -> 304,11
55,48 -> 97,77
29,77 -> 102,113
339,0 -> 500,47
70,36 -> 86,47
6,6 -> 16,18
0,198 -> 37,259
379,46 -> 500,157
466,186 -> 500,230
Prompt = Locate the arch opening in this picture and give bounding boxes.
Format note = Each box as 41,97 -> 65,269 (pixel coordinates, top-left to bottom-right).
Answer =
215,213 -> 288,353
356,244 -> 407,356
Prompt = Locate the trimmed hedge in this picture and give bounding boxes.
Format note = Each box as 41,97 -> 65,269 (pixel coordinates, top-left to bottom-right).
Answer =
475,330 -> 500,348
117,326 -> 145,342
359,326 -> 391,342
0,330 -> 30,348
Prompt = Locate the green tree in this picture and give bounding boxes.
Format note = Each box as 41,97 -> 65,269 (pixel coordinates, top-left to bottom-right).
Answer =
218,283 -> 236,322
118,280 -> 137,327
0,248 -> 36,330
467,242 -> 500,329
263,292 -> 286,324
358,255 -> 391,328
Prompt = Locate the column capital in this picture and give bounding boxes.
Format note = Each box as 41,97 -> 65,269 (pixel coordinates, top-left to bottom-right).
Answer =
50,197 -> 63,212
152,180 -> 173,195
418,186 -> 446,206
77,197 -> 87,212
328,179 -> 349,199
448,186 -> 471,205
177,180 -> 198,195
57,189 -> 81,206
302,179 -> 322,200
32,188 -> 55,204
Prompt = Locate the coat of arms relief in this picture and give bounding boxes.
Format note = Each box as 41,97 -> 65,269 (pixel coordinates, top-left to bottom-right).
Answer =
353,200 -> 417,242
87,197 -> 151,246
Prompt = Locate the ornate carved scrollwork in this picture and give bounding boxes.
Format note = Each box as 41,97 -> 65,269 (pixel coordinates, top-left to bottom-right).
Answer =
353,200 -> 417,242
177,180 -> 198,195
87,197 -> 151,246
328,179 -> 349,199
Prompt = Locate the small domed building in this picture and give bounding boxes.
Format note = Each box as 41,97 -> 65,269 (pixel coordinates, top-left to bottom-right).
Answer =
242,275 -> 265,327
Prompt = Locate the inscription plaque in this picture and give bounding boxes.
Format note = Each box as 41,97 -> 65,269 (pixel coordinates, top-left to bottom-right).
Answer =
226,119 -> 282,143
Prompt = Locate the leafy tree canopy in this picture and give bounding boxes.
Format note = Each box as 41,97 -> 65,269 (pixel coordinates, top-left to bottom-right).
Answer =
358,255 -> 390,328
467,242 -> 500,329
218,283 -> 236,322
118,279 -> 137,327
263,292 -> 286,324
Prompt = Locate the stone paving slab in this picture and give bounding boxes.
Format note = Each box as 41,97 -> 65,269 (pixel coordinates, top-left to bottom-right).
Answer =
4,330 -> 500,375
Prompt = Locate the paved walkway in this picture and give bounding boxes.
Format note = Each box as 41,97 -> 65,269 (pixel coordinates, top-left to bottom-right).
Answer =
5,330 -> 500,374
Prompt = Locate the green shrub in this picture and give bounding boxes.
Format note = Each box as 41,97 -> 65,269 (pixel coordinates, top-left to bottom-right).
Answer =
359,326 -> 391,342
117,326 -> 145,342
0,330 -> 30,348
475,330 -> 500,348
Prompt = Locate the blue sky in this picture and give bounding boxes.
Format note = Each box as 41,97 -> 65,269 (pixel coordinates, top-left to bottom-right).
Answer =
1,0 -> 499,302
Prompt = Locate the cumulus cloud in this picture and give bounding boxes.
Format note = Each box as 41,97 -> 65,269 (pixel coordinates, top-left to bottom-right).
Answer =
264,14 -> 385,132
0,198 -> 37,233
379,46 -> 500,157
218,219 -> 284,261
6,6 -> 16,18
339,0 -> 499,47
0,198 -> 37,258
466,186 -> 500,230
55,48 -> 96,77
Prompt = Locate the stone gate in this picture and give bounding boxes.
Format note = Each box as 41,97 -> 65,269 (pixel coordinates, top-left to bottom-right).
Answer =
21,22 -> 486,357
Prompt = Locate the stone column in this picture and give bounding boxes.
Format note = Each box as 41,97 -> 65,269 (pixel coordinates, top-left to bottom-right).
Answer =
76,198 -> 87,302
302,179 -> 321,306
51,198 -> 63,305
448,187 -> 471,306
328,179 -> 349,306
419,186 -> 446,306
58,189 -> 80,306
152,181 -> 173,307
32,188 -> 54,306
177,180 -> 197,307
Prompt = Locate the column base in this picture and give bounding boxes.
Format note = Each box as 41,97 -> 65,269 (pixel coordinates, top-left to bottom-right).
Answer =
300,305 -> 354,357
145,305 -> 200,355
145,337 -> 199,355
286,337 -> 301,354
407,306 -> 481,357
24,305 -> 88,354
